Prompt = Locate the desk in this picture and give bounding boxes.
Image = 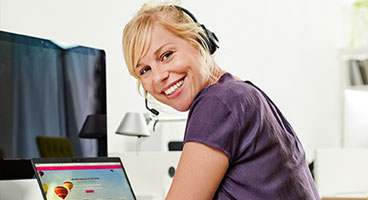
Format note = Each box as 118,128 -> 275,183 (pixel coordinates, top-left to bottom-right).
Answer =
322,192 -> 368,200
109,151 -> 181,200
0,179 -> 44,200
0,152 -> 181,200
322,198 -> 366,200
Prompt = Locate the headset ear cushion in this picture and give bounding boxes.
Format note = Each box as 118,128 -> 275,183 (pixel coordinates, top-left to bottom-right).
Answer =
200,24 -> 219,55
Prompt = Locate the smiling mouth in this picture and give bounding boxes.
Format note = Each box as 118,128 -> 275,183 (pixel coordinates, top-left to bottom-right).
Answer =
164,79 -> 184,95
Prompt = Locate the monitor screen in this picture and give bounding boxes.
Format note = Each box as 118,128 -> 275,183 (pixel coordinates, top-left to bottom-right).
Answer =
0,30 -> 106,158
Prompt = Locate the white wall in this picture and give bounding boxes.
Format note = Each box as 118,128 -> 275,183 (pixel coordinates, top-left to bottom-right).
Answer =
0,0 -> 341,161
314,148 -> 368,197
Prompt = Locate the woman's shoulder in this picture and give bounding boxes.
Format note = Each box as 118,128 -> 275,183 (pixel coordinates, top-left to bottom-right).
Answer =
199,73 -> 261,104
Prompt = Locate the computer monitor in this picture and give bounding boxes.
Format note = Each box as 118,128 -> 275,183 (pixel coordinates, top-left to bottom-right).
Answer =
0,30 -> 106,158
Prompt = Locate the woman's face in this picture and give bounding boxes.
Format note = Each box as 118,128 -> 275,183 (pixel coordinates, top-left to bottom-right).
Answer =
135,23 -> 209,112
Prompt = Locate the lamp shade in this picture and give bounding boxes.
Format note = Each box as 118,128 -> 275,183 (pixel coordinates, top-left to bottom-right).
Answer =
79,114 -> 106,138
115,112 -> 150,137
79,114 -> 107,156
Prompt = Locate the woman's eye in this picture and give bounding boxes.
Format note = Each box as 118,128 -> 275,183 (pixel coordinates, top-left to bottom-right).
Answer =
161,51 -> 173,62
139,66 -> 151,76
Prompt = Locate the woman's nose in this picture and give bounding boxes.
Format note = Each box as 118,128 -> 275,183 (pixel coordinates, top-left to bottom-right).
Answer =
152,64 -> 169,84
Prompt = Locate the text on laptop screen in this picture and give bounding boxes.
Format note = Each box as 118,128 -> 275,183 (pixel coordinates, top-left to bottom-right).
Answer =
34,162 -> 135,200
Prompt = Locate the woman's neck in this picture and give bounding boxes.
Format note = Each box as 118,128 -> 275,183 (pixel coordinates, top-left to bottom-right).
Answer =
208,64 -> 226,85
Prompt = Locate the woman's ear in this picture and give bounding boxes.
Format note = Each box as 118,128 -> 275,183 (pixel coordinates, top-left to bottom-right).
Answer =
137,82 -> 147,97
143,89 -> 148,98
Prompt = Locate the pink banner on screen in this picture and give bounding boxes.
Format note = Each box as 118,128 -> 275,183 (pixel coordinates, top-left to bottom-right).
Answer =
36,165 -> 122,171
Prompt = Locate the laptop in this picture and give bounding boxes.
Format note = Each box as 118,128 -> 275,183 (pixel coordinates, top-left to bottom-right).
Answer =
32,157 -> 136,200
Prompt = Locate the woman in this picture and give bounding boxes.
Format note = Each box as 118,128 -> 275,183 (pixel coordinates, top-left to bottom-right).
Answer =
122,3 -> 320,200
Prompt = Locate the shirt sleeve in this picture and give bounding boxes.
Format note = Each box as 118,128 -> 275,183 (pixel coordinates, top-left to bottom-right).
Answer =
183,93 -> 242,163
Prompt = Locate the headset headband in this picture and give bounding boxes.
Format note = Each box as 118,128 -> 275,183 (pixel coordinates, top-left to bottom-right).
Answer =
172,5 -> 219,55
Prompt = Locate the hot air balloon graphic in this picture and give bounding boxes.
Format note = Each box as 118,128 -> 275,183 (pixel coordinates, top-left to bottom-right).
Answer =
39,171 -> 44,177
42,183 -> 49,193
54,186 -> 68,199
63,181 -> 73,191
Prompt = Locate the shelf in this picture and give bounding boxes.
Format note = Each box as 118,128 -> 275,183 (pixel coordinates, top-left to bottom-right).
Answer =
340,50 -> 368,90
339,47 -> 368,55
345,85 -> 368,91
339,48 -> 368,148
340,48 -> 368,61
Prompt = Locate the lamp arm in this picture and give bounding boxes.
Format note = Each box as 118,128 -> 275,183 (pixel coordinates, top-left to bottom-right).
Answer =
149,115 -> 187,131
156,116 -> 187,122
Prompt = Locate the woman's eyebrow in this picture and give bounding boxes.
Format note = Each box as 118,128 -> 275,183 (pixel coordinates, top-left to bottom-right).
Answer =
136,42 -> 173,69
154,42 -> 173,56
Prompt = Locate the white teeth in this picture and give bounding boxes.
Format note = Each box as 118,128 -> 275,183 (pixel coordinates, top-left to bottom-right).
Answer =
164,80 -> 183,95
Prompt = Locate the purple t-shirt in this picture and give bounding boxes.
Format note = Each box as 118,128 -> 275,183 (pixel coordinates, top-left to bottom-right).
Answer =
184,73 -> 320,200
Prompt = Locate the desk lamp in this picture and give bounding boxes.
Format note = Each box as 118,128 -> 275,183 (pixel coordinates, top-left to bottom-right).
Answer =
115,112 -> 186,137
79,114 -> 107,156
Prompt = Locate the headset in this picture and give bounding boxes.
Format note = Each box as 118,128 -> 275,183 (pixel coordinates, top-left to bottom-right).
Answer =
173,5 -> 219,55
145,5 -> 219,116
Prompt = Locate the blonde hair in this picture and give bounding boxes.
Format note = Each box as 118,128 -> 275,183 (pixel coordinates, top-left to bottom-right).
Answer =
122,2 -> 218,96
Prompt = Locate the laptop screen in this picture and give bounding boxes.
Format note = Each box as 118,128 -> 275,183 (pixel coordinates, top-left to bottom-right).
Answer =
32,157 -> 136,200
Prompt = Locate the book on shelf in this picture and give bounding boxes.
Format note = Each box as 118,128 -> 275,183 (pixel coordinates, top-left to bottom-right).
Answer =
364,59 -> 368,83
359,60 -> 368,84
348,59 -> 368,86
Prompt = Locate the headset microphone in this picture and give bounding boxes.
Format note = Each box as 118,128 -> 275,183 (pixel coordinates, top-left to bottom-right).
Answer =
145,98 -> 159,116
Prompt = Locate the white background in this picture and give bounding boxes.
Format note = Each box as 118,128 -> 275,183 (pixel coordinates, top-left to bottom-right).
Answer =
0,0 -> 342,161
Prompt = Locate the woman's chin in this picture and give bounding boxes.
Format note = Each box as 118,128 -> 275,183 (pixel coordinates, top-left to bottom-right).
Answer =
171,103 -> 190,112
